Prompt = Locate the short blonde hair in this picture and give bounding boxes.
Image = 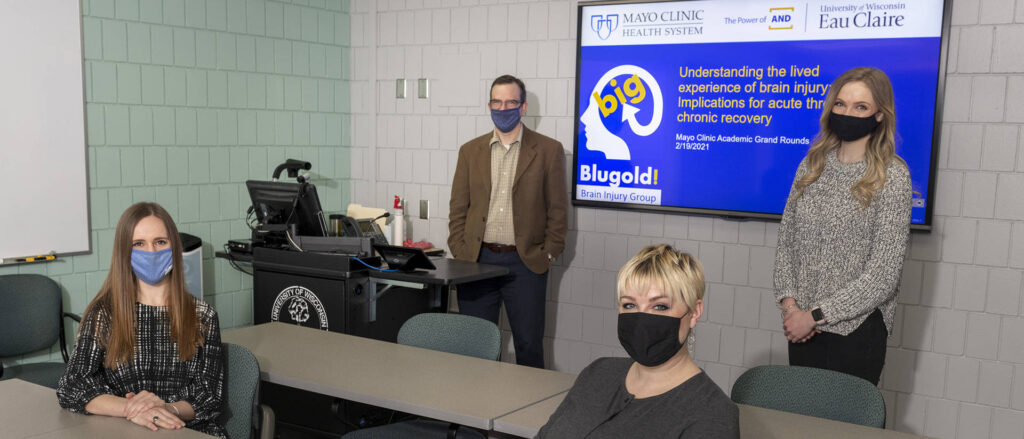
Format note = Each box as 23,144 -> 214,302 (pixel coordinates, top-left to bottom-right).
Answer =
616,244 -> 705,310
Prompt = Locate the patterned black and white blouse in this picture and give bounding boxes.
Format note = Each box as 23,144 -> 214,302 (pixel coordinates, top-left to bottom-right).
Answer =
57,298 -> 226,438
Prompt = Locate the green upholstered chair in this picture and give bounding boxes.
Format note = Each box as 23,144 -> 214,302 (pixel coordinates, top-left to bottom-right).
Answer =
340,313 -> 501,439
220,342 -> 275,439
731,365 -> 886,428
0,274 -> 80,389
396,312 -> 502,360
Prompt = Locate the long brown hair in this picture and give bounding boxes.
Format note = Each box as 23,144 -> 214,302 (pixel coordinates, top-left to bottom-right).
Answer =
794,67 -> 902,207
82,202 -> 203,368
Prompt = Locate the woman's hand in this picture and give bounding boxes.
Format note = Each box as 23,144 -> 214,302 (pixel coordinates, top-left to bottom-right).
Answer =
779,298 -> 799,320
127,405 -> 186,431
123,390 -> 165,419
783,309 -> 820,342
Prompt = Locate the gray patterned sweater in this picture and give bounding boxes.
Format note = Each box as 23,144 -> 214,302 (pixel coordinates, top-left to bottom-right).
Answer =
774,150 -> 912,336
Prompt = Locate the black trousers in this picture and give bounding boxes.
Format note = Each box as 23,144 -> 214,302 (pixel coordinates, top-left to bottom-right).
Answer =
788,308 -> 887,385
457,247 -> 548,368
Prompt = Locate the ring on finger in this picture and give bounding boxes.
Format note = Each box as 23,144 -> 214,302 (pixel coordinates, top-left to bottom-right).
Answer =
154,416 -> 159,423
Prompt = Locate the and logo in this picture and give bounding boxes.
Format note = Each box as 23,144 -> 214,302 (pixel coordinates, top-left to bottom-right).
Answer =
590,14 -> 619,40
580,65 -> 663,160
271,285 -> 329,331
769,7 -> 794,30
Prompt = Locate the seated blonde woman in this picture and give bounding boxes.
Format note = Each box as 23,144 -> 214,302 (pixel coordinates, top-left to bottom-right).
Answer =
537,244 -> 738,438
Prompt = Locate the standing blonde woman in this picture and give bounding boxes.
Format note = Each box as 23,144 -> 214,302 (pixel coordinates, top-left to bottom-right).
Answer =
57,202 -> 225,437
775,67 -> 912,385
538,244 -> 738,438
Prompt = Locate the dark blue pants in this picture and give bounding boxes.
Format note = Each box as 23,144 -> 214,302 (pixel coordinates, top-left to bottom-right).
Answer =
457,248 -> 548,368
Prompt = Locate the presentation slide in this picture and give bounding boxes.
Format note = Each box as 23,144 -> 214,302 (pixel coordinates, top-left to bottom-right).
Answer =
574,0 -> 946,226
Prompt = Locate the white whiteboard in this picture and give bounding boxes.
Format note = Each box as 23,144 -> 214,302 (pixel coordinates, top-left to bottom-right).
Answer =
0,0 -> 90,261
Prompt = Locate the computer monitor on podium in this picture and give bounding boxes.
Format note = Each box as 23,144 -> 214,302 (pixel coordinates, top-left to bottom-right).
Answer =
246,180 -> 329,242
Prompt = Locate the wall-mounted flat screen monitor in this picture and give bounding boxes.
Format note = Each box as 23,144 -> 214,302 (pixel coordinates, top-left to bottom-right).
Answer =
573,0 -> 949,229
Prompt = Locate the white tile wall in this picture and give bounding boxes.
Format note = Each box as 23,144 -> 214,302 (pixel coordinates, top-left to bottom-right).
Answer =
1013,364 -> 1024,410
970,76 -> 1006,122
1008,77 -> 1024,123
957,402 -> 992,438
979,360 -> 1014,407
987,269 -> 1022,315
981,125 -> 1019,171
955,265 -> 988,310
991,408 -> 1024,438
925,397 -> 959,439
999,317 -> 1024,363
934,308 -> 968,355
976,221 -> 1012,266
349,1 -> 1024,437
895,392 -> 928,433
946,356 -> 981,402
966,311 -> 1002,360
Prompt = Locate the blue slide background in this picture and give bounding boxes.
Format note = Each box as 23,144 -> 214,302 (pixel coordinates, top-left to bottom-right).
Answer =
575,38 -> 941,225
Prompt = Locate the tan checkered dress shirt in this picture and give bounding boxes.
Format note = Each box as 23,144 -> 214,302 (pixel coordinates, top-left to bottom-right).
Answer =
482,128 -> 523,245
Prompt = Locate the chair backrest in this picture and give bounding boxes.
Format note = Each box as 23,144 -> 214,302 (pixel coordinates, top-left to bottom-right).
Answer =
731,365 -> 886,428
397,313 -> 500,361
220,343 -> 261,439
0,274 -> 62,357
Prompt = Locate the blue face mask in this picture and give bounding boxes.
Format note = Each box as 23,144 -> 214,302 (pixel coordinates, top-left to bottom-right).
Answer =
131,248 -> 173,285
491,107 -> 522,133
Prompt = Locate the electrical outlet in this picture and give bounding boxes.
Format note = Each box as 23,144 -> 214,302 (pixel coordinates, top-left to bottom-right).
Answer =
419,200 -> 430,219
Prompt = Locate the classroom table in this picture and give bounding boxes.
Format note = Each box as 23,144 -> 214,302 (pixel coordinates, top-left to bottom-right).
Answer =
221,322 -> 576,431
490,392 -> 934,439
491,392 -> 567,438
0,378 -> 214,439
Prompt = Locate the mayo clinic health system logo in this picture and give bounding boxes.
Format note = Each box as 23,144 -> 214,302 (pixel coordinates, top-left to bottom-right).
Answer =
591,14 -> 619,40
271,285 -> 329,330
580,65 -> 663,161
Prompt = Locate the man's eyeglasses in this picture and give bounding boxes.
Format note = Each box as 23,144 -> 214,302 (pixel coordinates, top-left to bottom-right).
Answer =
488,99 -> 521,110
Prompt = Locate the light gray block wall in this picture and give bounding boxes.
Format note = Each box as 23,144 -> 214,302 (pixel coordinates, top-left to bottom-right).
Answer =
0,0 -> 352,365
348,0 -> 1024,437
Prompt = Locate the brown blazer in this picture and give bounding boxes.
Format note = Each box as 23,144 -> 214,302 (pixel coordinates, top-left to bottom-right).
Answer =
448,127 -> 569,274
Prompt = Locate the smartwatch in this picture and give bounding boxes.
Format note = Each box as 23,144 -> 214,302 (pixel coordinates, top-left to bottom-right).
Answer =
811,307 -> 826,325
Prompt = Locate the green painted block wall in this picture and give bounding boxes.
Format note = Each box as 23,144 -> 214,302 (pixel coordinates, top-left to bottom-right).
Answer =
1,0 -> 351,366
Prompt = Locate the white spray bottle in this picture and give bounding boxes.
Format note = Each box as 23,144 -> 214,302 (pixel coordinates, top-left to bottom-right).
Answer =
391,195 -> 405,245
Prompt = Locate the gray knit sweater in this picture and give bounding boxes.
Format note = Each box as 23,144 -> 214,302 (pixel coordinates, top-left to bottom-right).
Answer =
774,150 -> 912,336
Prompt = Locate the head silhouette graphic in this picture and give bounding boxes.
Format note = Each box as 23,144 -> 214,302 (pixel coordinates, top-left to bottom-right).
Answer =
580,65 -> 663,161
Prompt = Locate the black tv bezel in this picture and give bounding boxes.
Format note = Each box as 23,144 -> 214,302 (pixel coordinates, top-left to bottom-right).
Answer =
571,0 -> 953,231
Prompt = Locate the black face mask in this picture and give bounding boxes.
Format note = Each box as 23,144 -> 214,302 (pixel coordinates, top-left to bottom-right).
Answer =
829,112 -> 881,142
617,311 -> 689,367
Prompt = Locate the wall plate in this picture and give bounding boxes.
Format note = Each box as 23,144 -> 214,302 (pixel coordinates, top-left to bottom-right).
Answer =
417,78 -> 429,99
395,79 -> 406,98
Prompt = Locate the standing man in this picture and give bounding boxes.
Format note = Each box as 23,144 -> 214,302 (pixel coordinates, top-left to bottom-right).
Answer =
448,75 -> 569,368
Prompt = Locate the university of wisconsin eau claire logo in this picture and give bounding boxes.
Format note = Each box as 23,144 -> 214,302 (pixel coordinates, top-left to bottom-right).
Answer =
591,13 -> 619,40
271,285 -> 329,331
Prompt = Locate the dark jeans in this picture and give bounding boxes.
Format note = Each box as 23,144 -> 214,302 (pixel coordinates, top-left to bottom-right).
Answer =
457,247 -> 548,368
788,308 -> 888,385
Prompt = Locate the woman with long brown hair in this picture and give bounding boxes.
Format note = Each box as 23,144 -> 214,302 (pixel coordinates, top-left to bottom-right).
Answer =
774,67 -> 912,385
57,202 -> 225,437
